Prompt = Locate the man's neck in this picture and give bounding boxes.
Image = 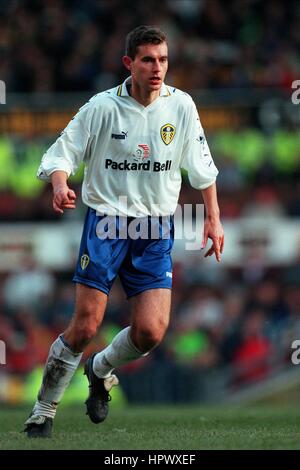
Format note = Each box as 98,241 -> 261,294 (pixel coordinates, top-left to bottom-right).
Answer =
128,82 -> 160,107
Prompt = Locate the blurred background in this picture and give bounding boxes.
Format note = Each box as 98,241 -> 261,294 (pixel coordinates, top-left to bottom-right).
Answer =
0,0 -> 300,408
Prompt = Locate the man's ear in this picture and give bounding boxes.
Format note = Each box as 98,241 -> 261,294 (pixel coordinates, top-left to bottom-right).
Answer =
122,55 -> 132,71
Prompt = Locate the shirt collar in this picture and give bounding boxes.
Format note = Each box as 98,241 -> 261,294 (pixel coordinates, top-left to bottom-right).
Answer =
118,77 -> 171,97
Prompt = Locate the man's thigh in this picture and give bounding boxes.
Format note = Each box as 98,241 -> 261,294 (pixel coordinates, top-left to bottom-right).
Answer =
63,284 -> 108,350
129,288 -> 172,332
74,283 -> 108,319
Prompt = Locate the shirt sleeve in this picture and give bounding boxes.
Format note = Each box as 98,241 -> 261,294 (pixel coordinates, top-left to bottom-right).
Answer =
37,101 -> 92,182
180,99 -> 218,190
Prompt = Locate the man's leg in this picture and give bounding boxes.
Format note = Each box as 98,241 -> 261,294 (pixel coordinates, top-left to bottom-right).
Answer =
130,288 -> 171,352
92,288 -> 171,379
25,284 -> 107,437
85,288 -> 171,424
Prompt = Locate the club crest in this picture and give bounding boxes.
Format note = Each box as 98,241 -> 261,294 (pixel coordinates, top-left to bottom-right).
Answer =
80,254 -> 90,270
160,124 -> 176,145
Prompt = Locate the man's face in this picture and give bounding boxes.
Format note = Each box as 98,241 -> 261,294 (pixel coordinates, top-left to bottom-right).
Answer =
124,42 -> 168,92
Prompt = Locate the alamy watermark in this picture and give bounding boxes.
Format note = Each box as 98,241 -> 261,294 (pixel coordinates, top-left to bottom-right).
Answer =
0,80 -> 6,104
291,80 -> 300,105
291,340 -> 300,365
95,198 -> 205,251
0,340 -> 6,365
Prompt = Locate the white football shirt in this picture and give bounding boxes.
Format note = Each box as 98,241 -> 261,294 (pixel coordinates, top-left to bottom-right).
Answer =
37,77 -> 218,216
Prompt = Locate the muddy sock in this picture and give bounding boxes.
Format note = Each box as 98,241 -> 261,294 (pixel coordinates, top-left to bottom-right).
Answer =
30,335 -> 82,419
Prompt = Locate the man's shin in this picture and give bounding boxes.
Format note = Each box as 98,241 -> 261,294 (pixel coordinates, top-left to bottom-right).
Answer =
32,335 -> 82,419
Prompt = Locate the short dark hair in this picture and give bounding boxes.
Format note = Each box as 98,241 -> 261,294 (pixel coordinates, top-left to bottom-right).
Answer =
125,25 -> 167,59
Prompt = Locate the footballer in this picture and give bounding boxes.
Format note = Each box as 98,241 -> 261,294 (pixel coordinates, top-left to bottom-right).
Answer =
24,25 -> 224,438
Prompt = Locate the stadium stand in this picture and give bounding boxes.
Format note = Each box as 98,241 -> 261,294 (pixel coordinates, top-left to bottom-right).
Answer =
0,0 -> 299,404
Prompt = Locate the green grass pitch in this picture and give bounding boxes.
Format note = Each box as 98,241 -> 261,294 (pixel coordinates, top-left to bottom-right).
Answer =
1,405 -> 300,450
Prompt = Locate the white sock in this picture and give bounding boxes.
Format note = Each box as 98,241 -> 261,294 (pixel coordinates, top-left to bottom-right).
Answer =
32,335 -> 82,419
93,326 -> 149,378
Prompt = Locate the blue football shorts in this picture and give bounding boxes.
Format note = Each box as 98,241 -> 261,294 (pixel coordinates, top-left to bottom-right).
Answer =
73,208 -> 174,298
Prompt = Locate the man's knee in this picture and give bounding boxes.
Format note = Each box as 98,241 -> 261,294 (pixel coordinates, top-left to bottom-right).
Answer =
64,306 -> 99,350
132,319 -> 169,352
65,323 -> 98,351
76,322 -> 98,344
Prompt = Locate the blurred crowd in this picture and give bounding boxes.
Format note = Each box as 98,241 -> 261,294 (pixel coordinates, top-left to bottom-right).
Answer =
0,0 -> 299,93
1,0 -> 300,401
0,0 -> 299,222
1,252 -> 299,388
0,130 -> 300,221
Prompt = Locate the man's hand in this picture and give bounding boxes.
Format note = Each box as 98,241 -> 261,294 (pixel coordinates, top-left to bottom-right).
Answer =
53,184 -> 77,214
201,216 -> 224,262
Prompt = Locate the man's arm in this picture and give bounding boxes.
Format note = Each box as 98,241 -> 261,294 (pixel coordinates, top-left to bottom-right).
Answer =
201,182 -> 224,262
51,170 -> 76,215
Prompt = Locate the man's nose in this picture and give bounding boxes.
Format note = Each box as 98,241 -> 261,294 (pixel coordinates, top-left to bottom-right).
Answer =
153,60 -> 161,72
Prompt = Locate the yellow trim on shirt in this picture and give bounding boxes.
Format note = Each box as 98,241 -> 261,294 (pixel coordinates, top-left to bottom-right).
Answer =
117,84 -> 123,96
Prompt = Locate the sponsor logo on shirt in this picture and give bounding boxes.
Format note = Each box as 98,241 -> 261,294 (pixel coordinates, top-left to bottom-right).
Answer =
132,144 -> 150,162
160,123 -> 176,145
111,131 -> 128,140
105,159 -> 172,172
106,139 -> 172,172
